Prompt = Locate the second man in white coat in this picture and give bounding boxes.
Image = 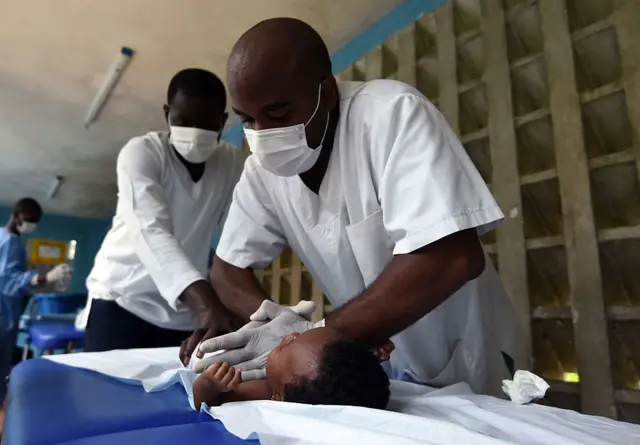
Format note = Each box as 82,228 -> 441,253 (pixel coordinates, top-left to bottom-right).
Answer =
85,69 -> 244,352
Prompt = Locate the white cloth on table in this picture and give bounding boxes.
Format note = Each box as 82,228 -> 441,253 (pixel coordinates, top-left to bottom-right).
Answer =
209,381 -> 639,445
46,349 -> 640,445
86,132 -> 243,330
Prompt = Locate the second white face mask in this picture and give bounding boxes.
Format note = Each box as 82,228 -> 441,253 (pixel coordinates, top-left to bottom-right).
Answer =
17,222 -> 37,234
169,127 -> 220,163
244,84 -> 329,177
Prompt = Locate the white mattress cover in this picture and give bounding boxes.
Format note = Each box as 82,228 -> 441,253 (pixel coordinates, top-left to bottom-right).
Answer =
46,349 -> 640,445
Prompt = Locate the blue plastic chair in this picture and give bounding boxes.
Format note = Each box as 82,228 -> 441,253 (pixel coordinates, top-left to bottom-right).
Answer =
20,293 -> 87,358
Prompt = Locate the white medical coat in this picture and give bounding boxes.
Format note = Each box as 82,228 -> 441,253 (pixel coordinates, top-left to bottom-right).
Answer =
87,132 -> 243,331
216,81 -> 526,396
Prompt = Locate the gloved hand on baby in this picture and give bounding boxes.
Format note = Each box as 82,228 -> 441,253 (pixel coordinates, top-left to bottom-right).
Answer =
188,300 -> 318,377
192,325 -> 394,410
190,300 -> 394,410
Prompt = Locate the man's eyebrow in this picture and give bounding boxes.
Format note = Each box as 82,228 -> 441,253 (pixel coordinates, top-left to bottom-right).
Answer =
232,107 -> 248,117
263,101 -> 290,112
232,101 -> 291,118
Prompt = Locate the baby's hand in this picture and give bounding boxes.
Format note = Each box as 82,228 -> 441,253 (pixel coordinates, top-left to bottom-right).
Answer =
371,340 -> 395,362
203,362 -> 242,392
192,362 -> 242,410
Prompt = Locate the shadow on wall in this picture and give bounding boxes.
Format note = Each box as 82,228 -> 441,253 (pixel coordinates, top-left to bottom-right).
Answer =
0,206 -> 111,294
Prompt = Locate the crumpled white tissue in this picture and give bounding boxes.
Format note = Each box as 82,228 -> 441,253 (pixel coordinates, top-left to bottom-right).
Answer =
502,370 -> 549,405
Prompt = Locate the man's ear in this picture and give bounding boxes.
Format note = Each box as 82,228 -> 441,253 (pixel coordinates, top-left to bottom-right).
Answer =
322,77 -> 339,110
163,104 -> 170,124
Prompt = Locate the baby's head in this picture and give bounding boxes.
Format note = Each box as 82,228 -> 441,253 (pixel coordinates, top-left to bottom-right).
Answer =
266,327 -> 390,409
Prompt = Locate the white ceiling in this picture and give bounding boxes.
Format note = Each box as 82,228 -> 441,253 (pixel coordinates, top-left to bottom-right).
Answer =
0,0 -> 402,218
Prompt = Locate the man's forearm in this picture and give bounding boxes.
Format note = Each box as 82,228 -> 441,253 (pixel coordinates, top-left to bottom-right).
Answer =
325,229 -> 486,347
210,255 -> 270,320
179,280 -> 226,313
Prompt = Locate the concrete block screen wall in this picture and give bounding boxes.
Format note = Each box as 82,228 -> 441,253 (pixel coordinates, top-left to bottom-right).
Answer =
241,0 -> 640,421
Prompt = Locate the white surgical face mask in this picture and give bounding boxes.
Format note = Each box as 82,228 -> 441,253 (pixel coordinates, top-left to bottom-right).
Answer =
17,221 -> 37,234
244,84 -> 330,177
169,126 -> 220,163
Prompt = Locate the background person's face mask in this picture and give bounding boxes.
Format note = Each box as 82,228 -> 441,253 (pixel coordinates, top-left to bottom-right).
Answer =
169,126 -> 220,163
17,221 -> 37,234
244,84 -> 330,177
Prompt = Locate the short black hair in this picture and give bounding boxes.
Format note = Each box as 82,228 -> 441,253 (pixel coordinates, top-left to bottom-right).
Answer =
13,197 -> 42,218
283,339 -> 390,409
230,18 -> 332,83
166,68 -> 226,110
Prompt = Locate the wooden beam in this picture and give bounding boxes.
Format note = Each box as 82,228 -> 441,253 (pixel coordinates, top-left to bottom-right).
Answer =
607,306 -> 640,321
505,0 -> 537,21
579,80 -> 624,105
311,283 -> 324,323
615,389 -> 640,405
514,108 -> 550,128
395,24 -> 417,86
270,256 -> 282,304
539,0 -> 615,418
289,255 -> 303,306
588,149 -> 636,170
525,236 -> 565,250
253,269 -> 265,288
510,52 -> 545,71
337,66 -> 353,82
456,28 -> 482,46
436,0 -> 459,133
613,0 -> 640,206
365,46 -> 383,80
571,19 -> 612,43
548,380 -> 580,395
532,306 -> 571,320
458,78 -> 484,94
481,0 -> 531,367
461,127 -> 489,144
520,168 -> 558,185
598,226 -> 640,242
483,244 -> 497,254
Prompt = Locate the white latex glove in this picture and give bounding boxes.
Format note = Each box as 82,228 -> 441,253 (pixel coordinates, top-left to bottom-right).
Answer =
188,300 -> 317,371
195,300 -> 321,379
249,300 -> 316,325
45,263 -> 72,283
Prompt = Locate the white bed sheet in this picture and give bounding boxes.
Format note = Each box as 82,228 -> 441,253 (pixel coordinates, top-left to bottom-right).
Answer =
46,349 -> 640,445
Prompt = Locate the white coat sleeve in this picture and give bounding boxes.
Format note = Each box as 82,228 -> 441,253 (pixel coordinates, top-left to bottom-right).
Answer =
116,139 -> 204,309
215,158 -> 287,269
374,93 -> 504,255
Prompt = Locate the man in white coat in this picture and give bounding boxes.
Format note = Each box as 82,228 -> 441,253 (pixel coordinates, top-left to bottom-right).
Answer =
84,69 -> 244,353
186,19 -> 527,396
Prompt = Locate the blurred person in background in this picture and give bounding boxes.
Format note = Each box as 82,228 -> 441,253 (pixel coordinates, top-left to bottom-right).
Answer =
0,197 -> 71,402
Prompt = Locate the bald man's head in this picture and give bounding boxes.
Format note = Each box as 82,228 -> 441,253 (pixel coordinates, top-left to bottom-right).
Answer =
229,18 -> 332,91
227,18 -> 339,149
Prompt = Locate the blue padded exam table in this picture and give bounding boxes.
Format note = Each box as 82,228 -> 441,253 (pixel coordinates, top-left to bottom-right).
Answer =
20,293 -> 87,356
4,359 -> 257,445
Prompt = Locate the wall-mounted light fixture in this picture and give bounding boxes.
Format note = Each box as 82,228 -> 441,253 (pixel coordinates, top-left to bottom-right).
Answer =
84,46 -> 135,129
48,175 -> 64,199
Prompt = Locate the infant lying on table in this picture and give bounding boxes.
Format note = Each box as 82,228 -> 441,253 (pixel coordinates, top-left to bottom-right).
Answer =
193,327 -> 393,409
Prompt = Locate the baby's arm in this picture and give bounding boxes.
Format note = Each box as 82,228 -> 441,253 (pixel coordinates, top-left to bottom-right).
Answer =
192,363 -> 272,410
